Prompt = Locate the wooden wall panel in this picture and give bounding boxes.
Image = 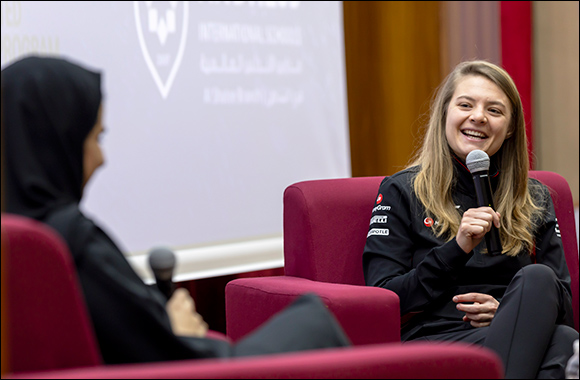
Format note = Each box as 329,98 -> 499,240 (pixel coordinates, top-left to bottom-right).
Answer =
533,1 -> 579,206
343,1 -> 442,177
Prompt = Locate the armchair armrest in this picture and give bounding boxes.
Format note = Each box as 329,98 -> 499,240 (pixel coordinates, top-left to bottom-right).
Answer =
5,342 -> 503,379
225,276 -> 400,345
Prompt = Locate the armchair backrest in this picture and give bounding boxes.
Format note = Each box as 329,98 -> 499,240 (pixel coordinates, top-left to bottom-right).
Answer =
529,171 -> 579,331
283,172 -> 578,330
1,213 -> 102,373
283,176 -> 384,285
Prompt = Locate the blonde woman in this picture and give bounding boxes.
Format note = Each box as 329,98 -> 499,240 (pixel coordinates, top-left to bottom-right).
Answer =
363,60 -> 577,379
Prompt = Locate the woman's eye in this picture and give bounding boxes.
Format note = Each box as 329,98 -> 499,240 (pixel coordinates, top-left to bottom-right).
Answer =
489,108 -> 501,114
459,103 -> 470,108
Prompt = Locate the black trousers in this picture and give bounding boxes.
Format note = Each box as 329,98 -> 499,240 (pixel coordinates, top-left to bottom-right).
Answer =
181,293 -> 351,360
231,293 -> 352,356
412,264 -> 578,379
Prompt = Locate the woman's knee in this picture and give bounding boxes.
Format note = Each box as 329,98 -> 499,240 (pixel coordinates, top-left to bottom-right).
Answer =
516,264 -> 560,295
520,264 -> 558,282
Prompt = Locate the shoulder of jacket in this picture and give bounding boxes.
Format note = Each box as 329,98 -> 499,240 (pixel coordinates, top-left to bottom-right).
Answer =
380,166 -> 418,188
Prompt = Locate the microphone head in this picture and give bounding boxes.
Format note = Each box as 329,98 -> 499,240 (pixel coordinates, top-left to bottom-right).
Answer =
465,150 -> 490,173
148,246 -> 176,281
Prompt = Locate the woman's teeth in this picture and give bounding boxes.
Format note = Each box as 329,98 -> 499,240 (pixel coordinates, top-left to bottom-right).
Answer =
462,130 -> 487,139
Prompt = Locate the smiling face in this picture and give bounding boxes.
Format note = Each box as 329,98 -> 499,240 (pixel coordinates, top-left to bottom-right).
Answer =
445,74 -> 512,161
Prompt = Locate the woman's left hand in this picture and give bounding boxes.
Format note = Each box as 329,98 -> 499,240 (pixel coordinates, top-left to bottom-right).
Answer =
453,293 -> 499,328
166,288 -> 209,338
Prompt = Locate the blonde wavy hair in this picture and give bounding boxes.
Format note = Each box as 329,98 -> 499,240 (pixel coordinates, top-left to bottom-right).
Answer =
409,60 -> 544,256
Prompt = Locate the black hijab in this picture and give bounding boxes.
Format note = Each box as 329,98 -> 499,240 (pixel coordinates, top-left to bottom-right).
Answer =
2,55 -> 102,220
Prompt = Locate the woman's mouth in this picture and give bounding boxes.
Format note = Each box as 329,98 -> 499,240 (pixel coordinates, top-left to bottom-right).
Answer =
461,129 -> 488,140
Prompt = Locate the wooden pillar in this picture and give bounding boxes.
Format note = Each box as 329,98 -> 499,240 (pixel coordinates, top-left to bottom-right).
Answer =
343,1 -> 442,177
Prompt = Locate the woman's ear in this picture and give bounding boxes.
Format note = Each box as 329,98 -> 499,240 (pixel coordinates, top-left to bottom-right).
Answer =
505,128 -> 514,139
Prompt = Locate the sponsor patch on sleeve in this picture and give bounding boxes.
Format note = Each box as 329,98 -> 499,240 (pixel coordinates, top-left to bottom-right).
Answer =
367,228 -> 390,238
370,215 -> 388,225
372,204 -> 391,213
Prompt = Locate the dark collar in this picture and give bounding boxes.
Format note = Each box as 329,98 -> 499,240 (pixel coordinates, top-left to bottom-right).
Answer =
452,153 -> 500,195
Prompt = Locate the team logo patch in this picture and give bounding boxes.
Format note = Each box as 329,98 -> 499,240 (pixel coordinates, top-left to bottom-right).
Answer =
424,217 -> 434,228
376,194 -> 383,204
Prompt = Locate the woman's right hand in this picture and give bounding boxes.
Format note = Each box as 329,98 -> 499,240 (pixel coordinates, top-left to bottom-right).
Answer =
456,206 -> 501,254
166,288 -> 208,338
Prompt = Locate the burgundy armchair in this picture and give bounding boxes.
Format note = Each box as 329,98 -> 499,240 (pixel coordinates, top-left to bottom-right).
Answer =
1,213 -> 503,379
529,171 -> 579,331
226,176 -> 398,345
225,171 -> 578,349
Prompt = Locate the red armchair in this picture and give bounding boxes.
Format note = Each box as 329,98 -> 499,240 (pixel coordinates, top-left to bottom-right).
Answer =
529,171 -> 579,331
226,176 -> 400,345
225,171 -> 579,348
1,213 -> 504,379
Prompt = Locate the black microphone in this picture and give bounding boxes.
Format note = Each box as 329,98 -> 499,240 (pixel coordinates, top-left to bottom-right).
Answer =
465,150 -> 502,255
148,246 -> 176,299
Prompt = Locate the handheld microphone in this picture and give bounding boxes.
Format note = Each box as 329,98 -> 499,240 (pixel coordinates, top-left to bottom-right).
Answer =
148,246 -> 176,299
465,150 -> 502,255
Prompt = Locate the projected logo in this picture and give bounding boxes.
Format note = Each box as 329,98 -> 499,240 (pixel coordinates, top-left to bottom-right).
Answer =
134,1 -> 189,99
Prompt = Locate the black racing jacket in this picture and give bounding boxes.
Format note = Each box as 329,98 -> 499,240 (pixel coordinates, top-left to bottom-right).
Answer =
362,158 -> 573,341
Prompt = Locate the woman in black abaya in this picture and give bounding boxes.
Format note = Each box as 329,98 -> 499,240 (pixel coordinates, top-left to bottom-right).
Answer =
2,55 -> 350,364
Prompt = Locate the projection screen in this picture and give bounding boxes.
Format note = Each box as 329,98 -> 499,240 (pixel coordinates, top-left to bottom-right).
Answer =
1,1 -> 351,281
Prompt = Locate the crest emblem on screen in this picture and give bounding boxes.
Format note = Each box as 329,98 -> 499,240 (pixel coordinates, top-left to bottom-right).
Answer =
134,1 -> 189,99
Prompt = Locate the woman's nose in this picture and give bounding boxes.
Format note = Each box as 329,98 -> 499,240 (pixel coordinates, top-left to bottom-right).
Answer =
470,108 -> 487,124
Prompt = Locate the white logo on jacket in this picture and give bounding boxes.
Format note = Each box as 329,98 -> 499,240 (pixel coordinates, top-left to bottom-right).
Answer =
372,204 -> 391,213
367,228 -> 389,238
370,215 -> 388,225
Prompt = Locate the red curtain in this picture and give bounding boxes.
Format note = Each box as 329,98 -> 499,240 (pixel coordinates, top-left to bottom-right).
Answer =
500,1 -> 534,169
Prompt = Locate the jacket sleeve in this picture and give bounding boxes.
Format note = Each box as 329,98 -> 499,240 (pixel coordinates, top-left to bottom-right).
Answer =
362,175 -> 471,315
